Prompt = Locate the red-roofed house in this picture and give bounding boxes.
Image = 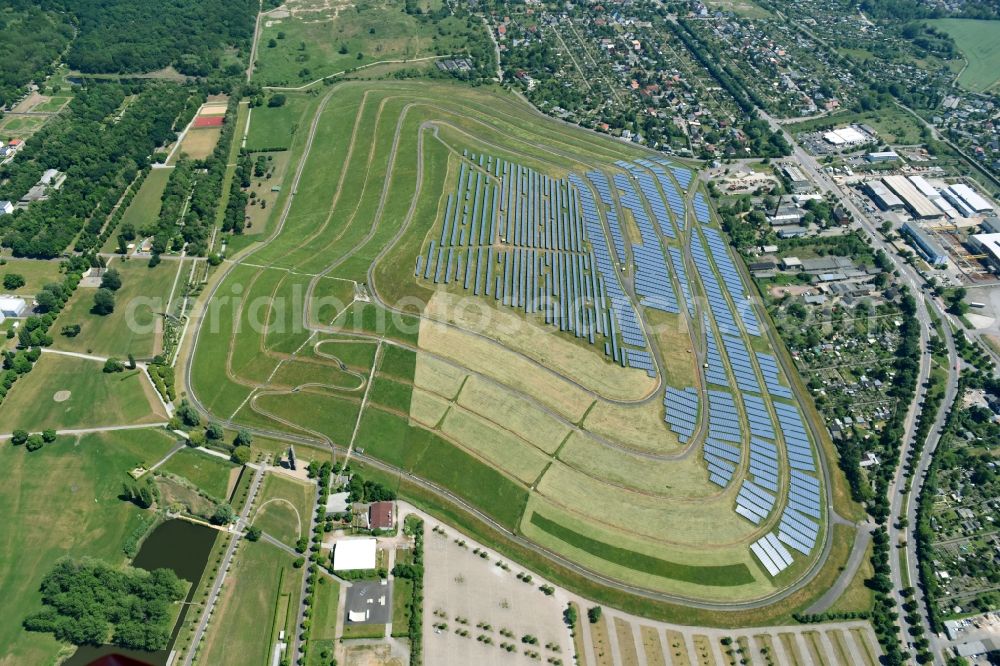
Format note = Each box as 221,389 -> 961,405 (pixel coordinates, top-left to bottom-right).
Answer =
368,501 -> 395,531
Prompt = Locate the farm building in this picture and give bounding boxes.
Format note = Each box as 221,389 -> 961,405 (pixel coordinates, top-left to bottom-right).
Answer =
368,501 -> 394,531
901,221 -> 948,266
332,537 -> 377,571
0,296 -> 27,318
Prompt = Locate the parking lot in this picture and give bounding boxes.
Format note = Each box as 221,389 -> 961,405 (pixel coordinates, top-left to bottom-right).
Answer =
345,580 -> 392,625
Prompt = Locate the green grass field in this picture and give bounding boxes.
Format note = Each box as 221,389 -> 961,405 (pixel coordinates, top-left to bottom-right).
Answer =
159,448 -> 237,501
0,354 -> 166,432
114,168 -> 172,244
929,18 -> 1000,92
306,576 -> 340,665
0,429 -> 176,665
246,95 -> 313,151
0,258 -> 63,298
198,541 -> 303,666
252,473 -> 315,548
51,258 -> 183,359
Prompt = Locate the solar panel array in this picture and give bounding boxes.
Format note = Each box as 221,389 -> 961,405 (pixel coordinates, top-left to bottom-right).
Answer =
618,161 -> 677,239
774,402 -> 821,558
704,322 -> 729,387
664,386 -> 698,443
693,191 -> 711,224
700,227 -> 761,336
751,533 -> 794,577
667,247 -> 694,316
756,352 -> 793,399
690,229 -> 739,337
611,171 -> 679,315
721,334 -> 761,394
639,160 -> 688,231
735,478 -> 776,525
703,390 -> 743,488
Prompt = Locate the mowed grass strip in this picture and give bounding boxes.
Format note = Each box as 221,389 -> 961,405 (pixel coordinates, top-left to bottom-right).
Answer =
0,353 -> 165,432
929,18 -> 1000,92
368,373 -> 413,413
456,375 -> 569,455
438,408 -> 549,484
159,448 -> 237,501
528,513 -> 753,586
356,408 -> 528,530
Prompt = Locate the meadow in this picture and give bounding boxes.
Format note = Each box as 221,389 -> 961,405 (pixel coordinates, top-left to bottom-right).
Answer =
0,354 -> 166,432
160,448 -> 238,501
186,79 -> 848,604
0,430 -> 176,665
51,258 -> 183,359
252,472 -> 314,548
112,168 -> 172,245
929,18 -> 1000,92
0,257 -> 63,296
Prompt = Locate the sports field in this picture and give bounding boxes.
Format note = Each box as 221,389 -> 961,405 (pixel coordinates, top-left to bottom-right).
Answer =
0,353 -> 166,432
186,80 -> 851,604
0,429 -> 176,665
929,18 -> 1000,92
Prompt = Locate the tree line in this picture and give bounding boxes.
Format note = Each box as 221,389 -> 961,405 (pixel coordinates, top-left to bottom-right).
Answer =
0,82 -> 195,258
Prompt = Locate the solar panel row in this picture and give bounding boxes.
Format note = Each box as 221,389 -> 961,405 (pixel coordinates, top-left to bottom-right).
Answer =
664,386 -> 699,443
756,352 -> 793,400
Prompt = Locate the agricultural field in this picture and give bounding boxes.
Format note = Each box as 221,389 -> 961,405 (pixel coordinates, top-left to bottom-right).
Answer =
928,18 -> 1000,92
197,540 -> 304,666
0,429 -> 176,665
0,353 -> 166,432
188,79 -> 851,606
51,258 -> 184,359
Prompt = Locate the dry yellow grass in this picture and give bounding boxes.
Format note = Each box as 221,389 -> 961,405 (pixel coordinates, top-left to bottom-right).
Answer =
692,635 -> 716,666
850,628 -> 880,666
424,291 -> 656,401
418,319 -> 593,422
647,309 -> 700,389
412,351 -> 466,399
438,408 -> 549,484
581,398 -> 681,454
665,630 -> 692,666
640,626 -> 666,666
408,387 -> 450,427
614,618 -> 640,666
590,615 -> 614,666
569,602 -> 590,666
802,631 -> 825,665
179,127 -> 222,159
557,432 -> 715,498
752,634 -> 777,665
779,633 -> 804,665
456,375 -> 570,454
534,462 -> 755,546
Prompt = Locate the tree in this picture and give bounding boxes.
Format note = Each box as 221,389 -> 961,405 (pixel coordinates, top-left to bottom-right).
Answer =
35,289 -> 57,313
3,273 -> 25,290
267,94 -> 286,107
234,429 -> 252,447
206,422 -> 224,440
100,268 -> 122,291
60,324 -> 81,337
187,430 -> 206,447
92,288 -> 115,315
246,525 -> 262,541
11,429 -> 28,445
176,400 -> 200,428
42,429 -> 56,443
25,434 -> 44,451
211,503 -> 235,525
563,605 -> 577,627
587,606 -> 602,623
103,358 -> 125,373
231,445 -> 251,465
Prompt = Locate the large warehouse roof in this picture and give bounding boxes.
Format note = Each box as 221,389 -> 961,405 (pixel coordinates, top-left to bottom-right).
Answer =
948,183 -> 993,214
883,176 -> 940,219
332,537 -> 377,571
823,126 -> 868,145
971,233 -> 1000,263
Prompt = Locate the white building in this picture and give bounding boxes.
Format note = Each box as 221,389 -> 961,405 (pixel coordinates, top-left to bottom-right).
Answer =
0,200 -> 13,215
0,296 -> 27,318
332,537 -> 377,571
823,126 -> 868,146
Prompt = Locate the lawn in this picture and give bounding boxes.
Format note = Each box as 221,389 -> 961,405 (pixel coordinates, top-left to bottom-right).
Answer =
928,19 -> 1000,92
0,257 -> 63,297
0,353 -> 166,432
368,373 -> 413,413
198,541 -> 303,666
245,95 -> 313,151
110,168 -> 173,247
159,448 -> 238,502
51,258 -> 182,359
252,472 -> 315,549
0,429 -> 176,665
390,577 -> 412,637
306,575 -> 341,665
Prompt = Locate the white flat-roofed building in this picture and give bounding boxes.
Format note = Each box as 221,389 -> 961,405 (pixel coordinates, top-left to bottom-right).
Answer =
883,175 -> 940,219
864,181 -> 904,211
947,183 -> 993,214
866,151 -> 900,163
332,537 -> 377,571
0,296 -> 27,318
970,233 -> 1000,270
0,200 -> 12,215
908,175 -> 938,198
823,126 -> 868,146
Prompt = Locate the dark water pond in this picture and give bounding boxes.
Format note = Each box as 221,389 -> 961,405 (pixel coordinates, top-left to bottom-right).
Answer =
63,519 -> 218,666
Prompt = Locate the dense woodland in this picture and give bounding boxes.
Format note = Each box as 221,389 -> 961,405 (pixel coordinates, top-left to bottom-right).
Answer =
36,0 -> 257,76
0,82 -> 195,257
23,558 -> 185,651
0,6 -> 73,108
